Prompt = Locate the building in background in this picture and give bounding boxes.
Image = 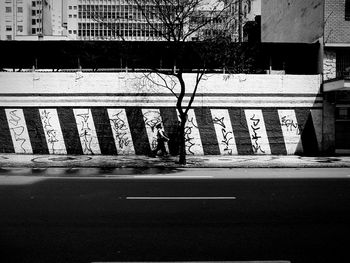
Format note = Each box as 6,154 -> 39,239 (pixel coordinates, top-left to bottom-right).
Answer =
261,0 -> 323,43
323,0 -> 350,154
0,0 -> 32,40
1,0 -> 258,42
0,0 -> 62,40
65,0 -> 231,41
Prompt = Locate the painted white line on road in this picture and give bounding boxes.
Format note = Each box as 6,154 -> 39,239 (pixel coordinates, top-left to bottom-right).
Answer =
133,175 -> 213,179
126,196 -> 236,200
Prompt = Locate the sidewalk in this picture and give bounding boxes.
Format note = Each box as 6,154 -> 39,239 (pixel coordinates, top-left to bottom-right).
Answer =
1,154 -> 350,168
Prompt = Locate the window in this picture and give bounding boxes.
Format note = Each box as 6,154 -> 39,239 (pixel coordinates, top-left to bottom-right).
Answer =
69,14 -> 72,18
18,7 -> 23,13
6,26 -> 12,31
69,6 -> 72,9
32,19 -> 36,25
32,28 -> 36,34
6,7 -> 12,13
346,0 -> 350,21
6,35 -> 12,40
69,30 -> 72,34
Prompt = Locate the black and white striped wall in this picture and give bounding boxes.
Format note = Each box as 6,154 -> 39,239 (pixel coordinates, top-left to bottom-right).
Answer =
0,73 -> 323,155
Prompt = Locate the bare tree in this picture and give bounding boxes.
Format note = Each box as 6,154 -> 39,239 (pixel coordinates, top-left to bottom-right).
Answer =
94,0 -> 248,164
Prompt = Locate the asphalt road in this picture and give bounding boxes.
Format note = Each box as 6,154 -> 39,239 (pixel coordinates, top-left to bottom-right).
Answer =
0,168 -> 350,263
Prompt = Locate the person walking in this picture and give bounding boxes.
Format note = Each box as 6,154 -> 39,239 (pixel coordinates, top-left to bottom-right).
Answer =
151,123 -> 169,157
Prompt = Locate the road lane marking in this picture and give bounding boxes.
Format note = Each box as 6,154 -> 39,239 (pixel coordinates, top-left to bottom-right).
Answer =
133,175 -> 213,179
126,196 -> 236,200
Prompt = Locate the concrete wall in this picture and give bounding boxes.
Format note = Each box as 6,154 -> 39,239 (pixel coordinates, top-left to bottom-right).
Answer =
261,0 -> 324,43
0,72 -> 323,156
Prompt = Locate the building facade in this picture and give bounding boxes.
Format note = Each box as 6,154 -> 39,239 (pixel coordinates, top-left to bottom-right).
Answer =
323,0 -> 350,154
0,0 -> 55,40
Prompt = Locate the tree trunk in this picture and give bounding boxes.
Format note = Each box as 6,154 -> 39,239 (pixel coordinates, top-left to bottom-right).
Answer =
178,115 -> 187,165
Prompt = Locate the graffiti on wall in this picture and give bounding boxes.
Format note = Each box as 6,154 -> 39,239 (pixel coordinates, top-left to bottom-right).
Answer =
212,117 -> 234,155
249,114 -> 265,154
211,109 -> 237,155
108,109 -> 135,154
181,109 -> 204,155
110,110 -> 131,149
6,109 -> 32,153
40,109 -> 66,154
281,115 -> 302,135
0,107 -> 320,156
245,110 -> 271,155
278,109 -> 303,154
74,109 -> 101,155
142,109 -> 163,150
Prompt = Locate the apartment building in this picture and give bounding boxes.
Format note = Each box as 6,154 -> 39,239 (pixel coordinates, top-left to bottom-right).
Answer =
65,0 -> 240,41
0,0 -> 55,40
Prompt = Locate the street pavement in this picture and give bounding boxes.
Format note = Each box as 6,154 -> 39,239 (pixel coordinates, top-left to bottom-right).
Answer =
1,172 -> 350,263
1,154 -> 350,168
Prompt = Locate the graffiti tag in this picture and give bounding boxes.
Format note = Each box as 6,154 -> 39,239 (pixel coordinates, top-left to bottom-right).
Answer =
110,110 -> 130,149
213,116 -> 233,155
250,114 -> 265,154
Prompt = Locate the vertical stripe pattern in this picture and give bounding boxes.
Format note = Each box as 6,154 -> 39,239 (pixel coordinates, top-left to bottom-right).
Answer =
211,109 -> 237,155
73,109 -> 101,155
57,108 -> 83,155
229,108 -> 254,155
91,108 -> 118,155
5,109 -> 32,154
0,107 -> 322,156
180,109 -> 204,155
195,108 -> 220,155
278,109 -> 302,154
108,108 -> 135,155
141,109 -> 164,150
126,108 -> 150,155
245,109 -> 271,154
263,109 -> 287,155
39,108 -> 67,154
295,108 -> 319,155
0,108 -> 14,153
160,108 -> 179,156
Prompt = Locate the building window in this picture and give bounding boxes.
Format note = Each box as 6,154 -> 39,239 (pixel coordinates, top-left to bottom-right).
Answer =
6,26 -> 12,31
17,25 -> 23,32
346,0 -> 350,21
69,6 -> 72,9
69,30 -> 72,34
18,7 -> 23,13
6,35 -> 12,40
6,7 -> 12,13
32,28 -> 36,34
32,19 -> 36,25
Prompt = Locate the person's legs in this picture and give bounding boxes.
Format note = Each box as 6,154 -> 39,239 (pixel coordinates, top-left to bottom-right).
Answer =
159,140 -> 167,156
